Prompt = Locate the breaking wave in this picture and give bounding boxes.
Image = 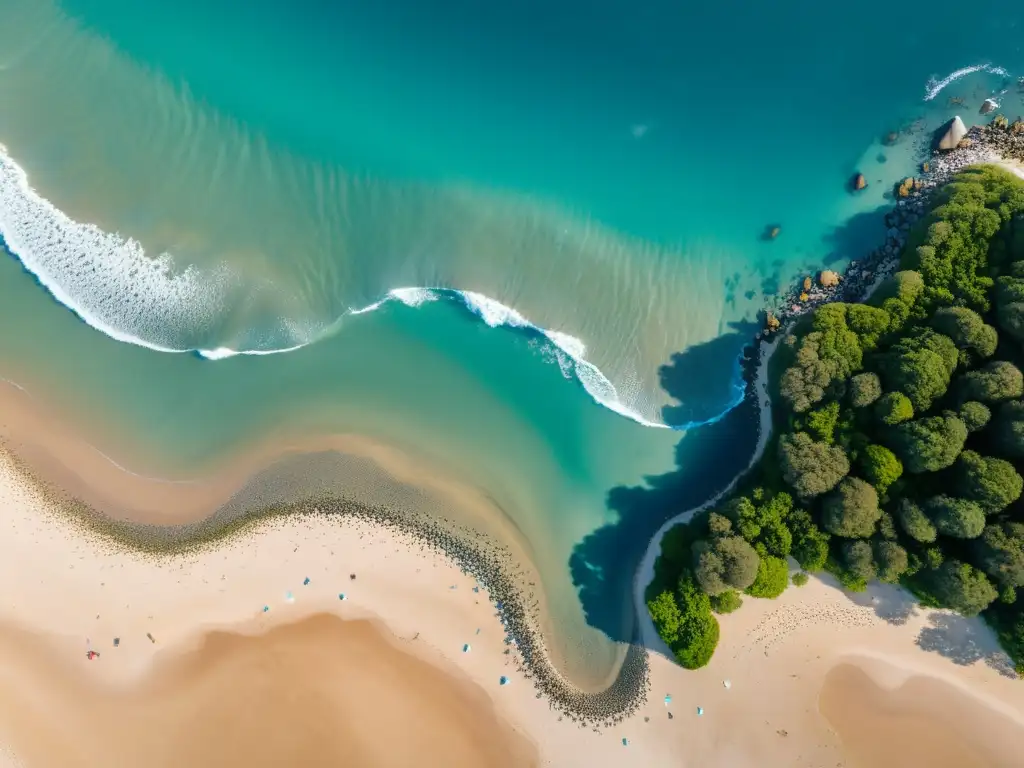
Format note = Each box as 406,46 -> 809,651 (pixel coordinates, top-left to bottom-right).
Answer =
0,143 -> 741,431
924,63 -> 1011,101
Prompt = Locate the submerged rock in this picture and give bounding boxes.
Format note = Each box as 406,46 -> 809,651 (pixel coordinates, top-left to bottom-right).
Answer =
937,116 -> 968,151
980,98 -> 998,115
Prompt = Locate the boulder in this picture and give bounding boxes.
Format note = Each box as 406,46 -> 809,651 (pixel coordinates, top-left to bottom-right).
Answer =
852,173 -> 866,191
819,270 -> 840,288
980,98 -> 998,115
765,312 -> 780,332
936,116 -> 968,151
803,276 -> 812,291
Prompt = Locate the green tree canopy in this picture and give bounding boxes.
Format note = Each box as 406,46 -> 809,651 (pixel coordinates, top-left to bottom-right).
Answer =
930,306 -> 998,363
995,272 -> 1024,343
805,401 -> 841,444
874,540 -> 910,583
891,413 -> 968,473
871,269 -> 925,308
788,508 -> 831,571
779,305 -> 864,413
874,391 -> 914,425
957,360 -> 1024,403
858,444 -> 903,495
994,400 -> 1024,458
821,476 -> 881,538
973,522 -> 1024,588
674,574 -> 721,668
881,346 -> 952,412
849,372 -> 882,408
842,540 -> 876,581
778,432 -> 850,498
955,450 -> 1023,514
846,304 -> 891,350
906,166 -> 1019,311
692,535 -> 761,595
924,495 -> 986,539
647,590 -> 683,645
926,560 -> 998,616
959,400 -> 992,432
898,499 -> 938,543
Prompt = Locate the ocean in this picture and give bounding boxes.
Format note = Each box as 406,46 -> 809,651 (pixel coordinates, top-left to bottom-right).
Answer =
0,0 -> 1022,686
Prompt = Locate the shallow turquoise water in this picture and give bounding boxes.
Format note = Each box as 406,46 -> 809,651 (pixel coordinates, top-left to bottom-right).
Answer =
0,0 -> 1023,685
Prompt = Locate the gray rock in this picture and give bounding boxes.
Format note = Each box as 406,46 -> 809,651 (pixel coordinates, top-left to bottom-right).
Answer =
980,99 -> 998,115
937,116 -> 968,151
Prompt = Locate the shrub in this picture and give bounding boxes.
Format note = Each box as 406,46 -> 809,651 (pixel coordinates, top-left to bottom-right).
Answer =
745,555 -> 790,598
791,572 -> 810,587
709,590 -> 743,614
674,574 -> 721,668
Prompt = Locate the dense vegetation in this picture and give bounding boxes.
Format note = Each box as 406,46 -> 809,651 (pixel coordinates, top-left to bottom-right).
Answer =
647,166 -> 1024,674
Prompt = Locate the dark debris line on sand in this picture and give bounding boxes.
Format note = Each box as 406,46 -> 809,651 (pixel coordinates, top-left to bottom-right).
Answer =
6,444 -> 650,729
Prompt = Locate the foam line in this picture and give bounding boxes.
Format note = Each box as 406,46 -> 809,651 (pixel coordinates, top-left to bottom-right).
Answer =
924,64 -> 1010,101
0,144 -> 749,431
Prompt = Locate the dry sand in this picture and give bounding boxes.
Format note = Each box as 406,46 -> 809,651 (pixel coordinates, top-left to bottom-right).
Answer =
1,440 -> 1023,768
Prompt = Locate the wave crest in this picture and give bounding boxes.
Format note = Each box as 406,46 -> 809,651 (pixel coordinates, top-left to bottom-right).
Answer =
924,64 -> 1010,101
0,145 -> 697,429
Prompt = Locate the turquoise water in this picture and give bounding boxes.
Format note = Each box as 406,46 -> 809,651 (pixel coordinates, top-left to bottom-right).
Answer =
0,0 -> 1023,685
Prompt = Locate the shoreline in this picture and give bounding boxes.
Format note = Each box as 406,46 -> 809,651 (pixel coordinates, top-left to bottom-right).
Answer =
4,424 -> 1024,765
634,113 -> 1024,667
2,437 -> 653,730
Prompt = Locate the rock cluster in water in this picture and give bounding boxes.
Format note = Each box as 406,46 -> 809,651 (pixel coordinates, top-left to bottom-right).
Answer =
760,114 -> 1024,340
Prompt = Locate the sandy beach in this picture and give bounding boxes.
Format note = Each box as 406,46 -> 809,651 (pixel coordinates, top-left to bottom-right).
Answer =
0,436 -> 1023,767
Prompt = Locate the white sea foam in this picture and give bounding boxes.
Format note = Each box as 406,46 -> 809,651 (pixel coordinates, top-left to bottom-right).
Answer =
0,144 -> 687,430
0,144 -> 230,354
924,64 -> 1010,101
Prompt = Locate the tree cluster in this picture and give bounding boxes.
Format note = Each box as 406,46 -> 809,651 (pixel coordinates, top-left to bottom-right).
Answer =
649,166 -> 1024,673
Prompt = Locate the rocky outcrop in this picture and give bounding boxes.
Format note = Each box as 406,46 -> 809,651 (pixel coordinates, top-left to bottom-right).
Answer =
819,270 -> 840,288
980,99 -> 998,115
852,173 -> 866,191
937,116 -> 968,151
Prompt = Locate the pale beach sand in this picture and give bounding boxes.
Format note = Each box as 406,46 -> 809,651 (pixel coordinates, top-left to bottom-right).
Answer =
1,435 -> 1023,767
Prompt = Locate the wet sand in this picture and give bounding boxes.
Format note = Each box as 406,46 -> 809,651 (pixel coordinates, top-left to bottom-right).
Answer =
0,614 -> 537,768
819,662 -> 1020,768
1,393 -> 1024,765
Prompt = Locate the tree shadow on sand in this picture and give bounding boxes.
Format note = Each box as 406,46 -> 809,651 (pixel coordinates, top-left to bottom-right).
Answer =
915,611 -> 1018,679
568,322 -> 761,646
844,580 -> 920,627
